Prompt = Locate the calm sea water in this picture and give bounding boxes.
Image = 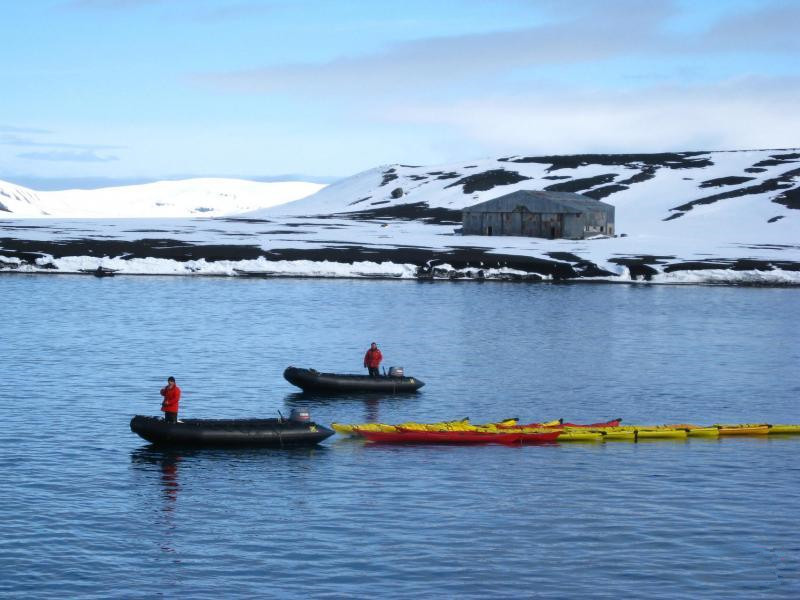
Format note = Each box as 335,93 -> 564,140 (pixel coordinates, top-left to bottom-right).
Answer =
1,275 -> 799,599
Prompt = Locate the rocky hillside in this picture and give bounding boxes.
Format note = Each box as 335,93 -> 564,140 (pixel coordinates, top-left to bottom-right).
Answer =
1,149 -> 798,284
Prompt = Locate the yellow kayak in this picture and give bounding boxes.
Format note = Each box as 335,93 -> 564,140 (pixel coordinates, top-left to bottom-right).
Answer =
685,427 -> 720,437
584,427 -> 685,440
334,419 -> 800,440
635,428 -> 688,439
331,423 -> 357,435
595,428 -> 636,440
558,430 -> 605,442
396,418 -> 471,431
716,424 -> 770,435
663,424 -> 719,436
354,423 -> 398,433
332,422 -> 399,435
768,424 -> 800,434
334,418 -> 518,436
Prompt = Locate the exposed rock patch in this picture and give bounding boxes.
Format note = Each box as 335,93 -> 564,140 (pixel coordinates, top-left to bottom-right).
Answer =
444,169 -> 531,194
670,167 -> 800,215
773,187 -> 800,210
617,167 -> 656,185
380,169 -> 398,186
585,184 -> 629,199
502,152 -> 713,171
332,201 -> 462,224
699,176 -> 756,188
545,174 -> 617,193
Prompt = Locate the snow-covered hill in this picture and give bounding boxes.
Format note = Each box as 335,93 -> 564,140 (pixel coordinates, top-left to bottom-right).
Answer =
0,181 -> 43,214
0,178 -> 325,218
252,149 -> 798,231
1,149 -> 798,284
236,148 -> 799,282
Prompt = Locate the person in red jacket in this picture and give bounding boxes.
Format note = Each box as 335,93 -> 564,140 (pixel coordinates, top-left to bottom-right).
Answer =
364,342 -> 383,377
160,376 -> 181,423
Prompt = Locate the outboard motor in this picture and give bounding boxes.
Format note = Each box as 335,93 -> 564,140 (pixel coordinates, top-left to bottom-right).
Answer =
388,366 -> 404,378
289,408 -> 311,423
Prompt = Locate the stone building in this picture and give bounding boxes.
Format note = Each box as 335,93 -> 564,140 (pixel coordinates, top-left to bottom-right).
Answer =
462,190 -> 615,239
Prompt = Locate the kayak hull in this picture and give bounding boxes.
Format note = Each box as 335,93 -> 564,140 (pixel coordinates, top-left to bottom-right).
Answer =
359,429 -> 559,444
130,415 -> 334,448
596,429 -> 636,440
360,430 -> 521,444
686,427 -> 720,437
562,419 -> 622,428
717,425 -> 770,435
516,430 -> 563,444
497,418 -> 621,430
284,367 -> 424,393
635,429 -> 688,439
558,430 -> 605,441
769,425 -> 800,434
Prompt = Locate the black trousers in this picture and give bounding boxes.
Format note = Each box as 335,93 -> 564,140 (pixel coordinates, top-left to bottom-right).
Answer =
368,367 -> 380,377
164,411 -> 178,423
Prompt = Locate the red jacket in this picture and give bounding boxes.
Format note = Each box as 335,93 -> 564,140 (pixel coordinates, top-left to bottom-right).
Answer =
160,385 -> 181,412
364,348 -> 383,368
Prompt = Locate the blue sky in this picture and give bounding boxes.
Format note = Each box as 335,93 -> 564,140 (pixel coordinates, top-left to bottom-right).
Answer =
1,0 -> 799,188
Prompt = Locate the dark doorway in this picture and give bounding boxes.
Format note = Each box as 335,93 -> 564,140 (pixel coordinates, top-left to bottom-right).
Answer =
487,226 -> 493,236
550,226 -> 556,239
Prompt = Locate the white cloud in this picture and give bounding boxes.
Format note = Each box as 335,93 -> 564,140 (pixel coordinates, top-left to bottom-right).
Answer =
382,76 -> 800,154
702,1 -> 800,53
18,150 -> 120,162
1,134 -> 123,150
199,2 -> 675,95
63,0 -> 172,9
0,125 -> 52,134
200,1 -> 800,100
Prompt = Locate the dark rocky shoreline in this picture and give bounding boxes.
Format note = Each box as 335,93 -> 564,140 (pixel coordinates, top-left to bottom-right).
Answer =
2,235 -> 799,284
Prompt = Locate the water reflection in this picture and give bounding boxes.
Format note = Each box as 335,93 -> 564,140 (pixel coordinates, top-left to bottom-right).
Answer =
130,447 -> 182,514
130,447 -> 183,559
159,453 -> 180,508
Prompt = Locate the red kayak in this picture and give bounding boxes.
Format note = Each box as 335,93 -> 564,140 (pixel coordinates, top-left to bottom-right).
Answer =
361,430 -> 524,445
359,429 -> 561,445
517,430 -> 562,444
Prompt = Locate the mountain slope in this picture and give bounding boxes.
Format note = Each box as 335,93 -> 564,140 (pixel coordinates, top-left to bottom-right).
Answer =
0,181 -> 43,214
252,149 -> 798,233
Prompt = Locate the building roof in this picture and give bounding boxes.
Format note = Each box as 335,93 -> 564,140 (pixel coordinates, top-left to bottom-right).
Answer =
463,190 -> 614,214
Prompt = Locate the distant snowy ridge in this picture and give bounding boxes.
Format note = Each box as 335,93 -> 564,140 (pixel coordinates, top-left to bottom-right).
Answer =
0,178 -> 325,218
0,181 -> 42,214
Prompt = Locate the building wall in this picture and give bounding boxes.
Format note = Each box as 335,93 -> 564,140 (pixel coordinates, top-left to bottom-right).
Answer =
463,207 -> 614,239
577,209 -> 614,237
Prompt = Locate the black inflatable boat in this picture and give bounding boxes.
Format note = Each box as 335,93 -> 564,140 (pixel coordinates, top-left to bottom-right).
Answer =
79,267 -> 119,277
283,366 -> 425,393
130,415 -> 334,448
